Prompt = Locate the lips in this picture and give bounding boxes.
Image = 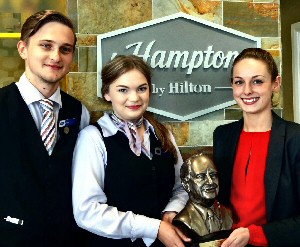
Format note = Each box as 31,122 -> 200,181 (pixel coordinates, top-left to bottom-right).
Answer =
127,105 -> 141,110
202,184 -> 217,193
46,64 -> 62,70
242,97 -> 259,104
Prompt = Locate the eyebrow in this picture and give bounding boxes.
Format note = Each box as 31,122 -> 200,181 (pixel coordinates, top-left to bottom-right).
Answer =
39,39 -> 74,47
116,85 -> 129,88
233,75 -> 265,79
116,83 -> 148,88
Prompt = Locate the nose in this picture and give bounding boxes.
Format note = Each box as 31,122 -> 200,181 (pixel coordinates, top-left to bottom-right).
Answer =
206,171 -> 213,184
50,49 -> 61,62
244,82 -> 253,95
129,91 -> 139,102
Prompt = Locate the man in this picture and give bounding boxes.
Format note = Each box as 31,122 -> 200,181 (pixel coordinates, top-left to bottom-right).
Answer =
0,10 -> 90,247
173,153 -> 232,243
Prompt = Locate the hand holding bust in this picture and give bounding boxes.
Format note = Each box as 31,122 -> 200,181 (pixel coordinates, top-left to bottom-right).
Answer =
173,153 -> 232,246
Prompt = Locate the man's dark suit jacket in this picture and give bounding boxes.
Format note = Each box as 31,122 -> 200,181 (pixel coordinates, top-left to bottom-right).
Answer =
213,111 -> 300,247
0,83 -> 85,247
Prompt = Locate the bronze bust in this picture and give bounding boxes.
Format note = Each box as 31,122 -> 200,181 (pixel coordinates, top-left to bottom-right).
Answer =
173,153 -> 232,246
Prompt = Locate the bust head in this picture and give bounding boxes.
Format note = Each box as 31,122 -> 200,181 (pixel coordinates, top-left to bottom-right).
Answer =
181,153 -> 219,207
173,153 -> 232,242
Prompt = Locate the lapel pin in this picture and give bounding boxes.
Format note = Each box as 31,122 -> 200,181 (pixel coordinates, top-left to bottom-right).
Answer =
155,147 -> 161,155
64,127 -> 70,134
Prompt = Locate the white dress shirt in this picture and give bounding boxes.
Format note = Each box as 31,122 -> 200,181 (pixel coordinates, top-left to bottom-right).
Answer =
16,73 -> 90,143
72,113 -> 188,246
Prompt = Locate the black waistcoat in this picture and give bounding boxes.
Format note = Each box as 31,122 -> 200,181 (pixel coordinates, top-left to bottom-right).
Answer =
86,122 -> 175,247
0,83 -> 85,247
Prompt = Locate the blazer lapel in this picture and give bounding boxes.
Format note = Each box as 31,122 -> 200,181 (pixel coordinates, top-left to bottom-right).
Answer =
230,119 -> 244,169
226,119 -> 244,182
265,112 -> 285,221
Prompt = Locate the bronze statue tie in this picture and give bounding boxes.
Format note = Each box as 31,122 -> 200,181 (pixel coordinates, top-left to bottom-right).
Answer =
206,208 -> 221,233
40,99 -> 56,155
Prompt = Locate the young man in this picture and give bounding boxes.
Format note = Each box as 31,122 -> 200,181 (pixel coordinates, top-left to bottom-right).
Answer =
0,10 -> 90,247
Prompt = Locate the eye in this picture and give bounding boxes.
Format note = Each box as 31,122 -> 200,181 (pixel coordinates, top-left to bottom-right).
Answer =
41,43 -> 52,50
138,85 -> 148,92
253,79 -> 263,85
209,172 -> 217,179
195,174 -> 206,180
118,88 -> 128,93
232,79 -> 244,86
60,46 -> 73,54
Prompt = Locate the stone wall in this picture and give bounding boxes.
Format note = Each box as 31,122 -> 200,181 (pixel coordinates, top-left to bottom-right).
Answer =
67,0 -> 281,160
0,0 -> 281,161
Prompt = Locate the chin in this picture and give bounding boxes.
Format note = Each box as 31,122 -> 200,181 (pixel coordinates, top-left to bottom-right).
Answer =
242,109 -> 261,115
43,75 -> 63,84
203,193 -> 217,200
129,112 -> 144,120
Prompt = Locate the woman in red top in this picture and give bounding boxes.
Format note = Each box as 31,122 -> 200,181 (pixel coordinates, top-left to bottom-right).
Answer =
213,48 -> 300,247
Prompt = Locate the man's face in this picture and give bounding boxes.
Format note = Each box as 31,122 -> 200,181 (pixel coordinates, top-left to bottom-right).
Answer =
188,156 -> 219,205
18,22 -> 75,87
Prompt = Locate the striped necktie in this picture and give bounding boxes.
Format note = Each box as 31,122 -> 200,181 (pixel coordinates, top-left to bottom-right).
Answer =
40,99 -> 56,155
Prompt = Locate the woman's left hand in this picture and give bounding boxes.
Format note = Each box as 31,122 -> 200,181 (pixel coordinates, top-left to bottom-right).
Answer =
221,227 -> 250,247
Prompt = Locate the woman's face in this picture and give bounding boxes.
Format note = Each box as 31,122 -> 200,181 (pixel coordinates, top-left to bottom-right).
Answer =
104,69 -> 150,122
232,58 -> 281,116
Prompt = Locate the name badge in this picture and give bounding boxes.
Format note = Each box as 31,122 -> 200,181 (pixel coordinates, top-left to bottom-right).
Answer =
59,118 -> 77,128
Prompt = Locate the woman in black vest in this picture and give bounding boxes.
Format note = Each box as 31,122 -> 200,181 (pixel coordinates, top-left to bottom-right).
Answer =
72,55 -> 191,247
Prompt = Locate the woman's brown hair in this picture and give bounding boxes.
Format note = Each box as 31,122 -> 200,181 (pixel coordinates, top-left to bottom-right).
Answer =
231,48 -> 279,82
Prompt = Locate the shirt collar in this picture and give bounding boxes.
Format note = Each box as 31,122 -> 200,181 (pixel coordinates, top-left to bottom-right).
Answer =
192,201 -> 220,220
99,112 -> 158,140
144,118 -> 158,139
16,73 -> 62,108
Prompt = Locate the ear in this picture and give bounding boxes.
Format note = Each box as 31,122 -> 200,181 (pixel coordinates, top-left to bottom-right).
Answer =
182,179 -> 190,193
272,75 -> 281,93
104,93 -> 111,102
17,40 -> 28,60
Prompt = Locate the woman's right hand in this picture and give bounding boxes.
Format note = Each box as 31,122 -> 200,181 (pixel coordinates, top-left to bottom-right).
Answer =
157,220 -> 191,247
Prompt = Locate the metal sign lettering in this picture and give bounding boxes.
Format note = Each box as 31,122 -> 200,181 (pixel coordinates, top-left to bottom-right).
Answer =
97,12 -> 261,121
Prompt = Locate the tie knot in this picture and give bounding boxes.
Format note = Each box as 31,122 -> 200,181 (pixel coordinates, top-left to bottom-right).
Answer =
40,99 -> 54,112
127,121 -> 137,132
207,208 -> 214,218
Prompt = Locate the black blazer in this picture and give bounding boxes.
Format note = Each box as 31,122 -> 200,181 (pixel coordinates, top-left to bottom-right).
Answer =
213,111 -> 300,247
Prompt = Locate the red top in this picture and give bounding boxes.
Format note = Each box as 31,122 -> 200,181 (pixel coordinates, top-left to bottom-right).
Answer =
231,130 -> 271,246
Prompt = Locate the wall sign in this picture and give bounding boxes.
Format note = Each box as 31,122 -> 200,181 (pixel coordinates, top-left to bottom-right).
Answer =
97,12 -> 261,121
